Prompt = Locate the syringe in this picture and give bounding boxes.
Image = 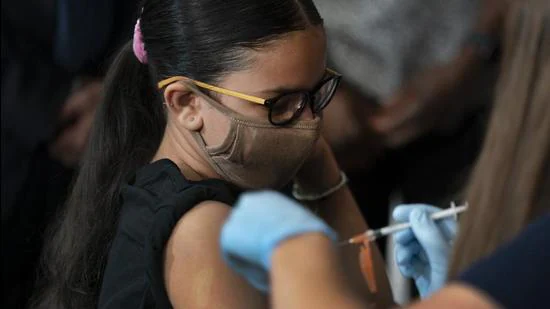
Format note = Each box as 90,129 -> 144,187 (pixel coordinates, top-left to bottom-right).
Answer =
341,203 -> 468,245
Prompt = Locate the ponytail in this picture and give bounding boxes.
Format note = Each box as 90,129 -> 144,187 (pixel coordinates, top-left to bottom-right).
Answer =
32,42 -> 165,309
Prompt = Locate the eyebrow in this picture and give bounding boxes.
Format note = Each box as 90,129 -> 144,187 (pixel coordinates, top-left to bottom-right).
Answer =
260,71 -> 329,96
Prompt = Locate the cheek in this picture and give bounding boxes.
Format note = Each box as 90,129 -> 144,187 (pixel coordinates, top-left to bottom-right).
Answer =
222,96 -> 269,119
200,107 -> 231,147
298,103 -> 315,121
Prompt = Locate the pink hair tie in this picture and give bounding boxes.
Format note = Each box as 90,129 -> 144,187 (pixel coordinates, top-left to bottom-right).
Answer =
133,19 -> 148,64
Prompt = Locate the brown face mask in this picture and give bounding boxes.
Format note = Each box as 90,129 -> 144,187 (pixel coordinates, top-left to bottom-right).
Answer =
191,92 -> 321,189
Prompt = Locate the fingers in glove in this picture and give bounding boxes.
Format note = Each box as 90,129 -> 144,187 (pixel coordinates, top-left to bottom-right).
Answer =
409,209 -> 449,260
414,273 -> 432,299
392,204 -> 444,222
394,204 -> 458,242
438,218 -> 458,241
395,242 -> 421,277
224,253 -> 269,292
394,229 -> 415,245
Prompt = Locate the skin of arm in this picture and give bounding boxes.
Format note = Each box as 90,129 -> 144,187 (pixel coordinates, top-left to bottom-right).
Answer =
164,201 -> 268,309
271,233 -> 367,309
294,137 -> 394,307
271,233 -> 499,309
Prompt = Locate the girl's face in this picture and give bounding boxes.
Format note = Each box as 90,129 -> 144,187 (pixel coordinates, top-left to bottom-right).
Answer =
197,25 -> 328,146
160,25 -> 328,187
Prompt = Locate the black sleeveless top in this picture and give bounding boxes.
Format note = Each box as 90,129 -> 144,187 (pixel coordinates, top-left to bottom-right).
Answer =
98,159 -> 240,308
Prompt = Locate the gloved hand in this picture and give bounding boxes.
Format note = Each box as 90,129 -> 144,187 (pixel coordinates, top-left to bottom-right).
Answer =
220,191 -> 337,293
392,204 -> 458,298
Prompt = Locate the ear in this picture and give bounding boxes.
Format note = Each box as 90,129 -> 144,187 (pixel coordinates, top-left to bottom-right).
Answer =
163,82 -> 204,131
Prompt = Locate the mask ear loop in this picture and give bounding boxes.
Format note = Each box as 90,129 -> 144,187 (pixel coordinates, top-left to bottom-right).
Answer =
181,81 -> 245,185
160,79 -> 203,109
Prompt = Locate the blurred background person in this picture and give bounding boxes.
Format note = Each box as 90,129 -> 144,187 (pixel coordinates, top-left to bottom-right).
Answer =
1,1 -> 137,307
313,0 -> 506,238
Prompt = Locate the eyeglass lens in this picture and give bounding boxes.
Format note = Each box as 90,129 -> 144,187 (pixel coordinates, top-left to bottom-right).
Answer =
270,92 -> 308,125
269,77 -> 339,125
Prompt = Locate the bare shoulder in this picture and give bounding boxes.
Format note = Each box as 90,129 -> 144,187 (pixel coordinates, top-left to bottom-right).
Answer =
164,200 -> 267,309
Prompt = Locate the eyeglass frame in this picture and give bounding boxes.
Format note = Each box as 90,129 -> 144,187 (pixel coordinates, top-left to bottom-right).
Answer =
157,68 -> 342,125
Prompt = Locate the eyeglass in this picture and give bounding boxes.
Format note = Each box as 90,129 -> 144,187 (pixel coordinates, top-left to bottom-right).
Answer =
157,68 -> 342,126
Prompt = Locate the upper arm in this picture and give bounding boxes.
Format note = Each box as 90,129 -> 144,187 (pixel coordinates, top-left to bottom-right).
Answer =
164,201 -> 268,309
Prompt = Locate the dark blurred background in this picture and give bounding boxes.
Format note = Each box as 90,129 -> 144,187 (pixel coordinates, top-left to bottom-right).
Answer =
2,1 -> 138,307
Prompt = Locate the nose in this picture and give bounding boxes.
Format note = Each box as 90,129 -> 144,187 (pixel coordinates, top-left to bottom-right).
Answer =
298,99 -> 315,121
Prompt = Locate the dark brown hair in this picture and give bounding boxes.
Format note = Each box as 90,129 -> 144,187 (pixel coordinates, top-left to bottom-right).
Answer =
449,0 -> 550,277
31,0 -> 322,308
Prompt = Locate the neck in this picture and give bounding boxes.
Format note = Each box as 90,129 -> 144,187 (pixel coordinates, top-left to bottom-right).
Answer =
152,124 -> 220,182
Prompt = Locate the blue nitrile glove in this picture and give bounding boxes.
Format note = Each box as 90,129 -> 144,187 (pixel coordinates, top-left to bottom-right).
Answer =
220,191 -> 338,293
392,204 -> 458,298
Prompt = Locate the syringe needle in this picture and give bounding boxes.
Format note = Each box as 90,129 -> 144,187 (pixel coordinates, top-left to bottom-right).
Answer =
342,203 -> 468,245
